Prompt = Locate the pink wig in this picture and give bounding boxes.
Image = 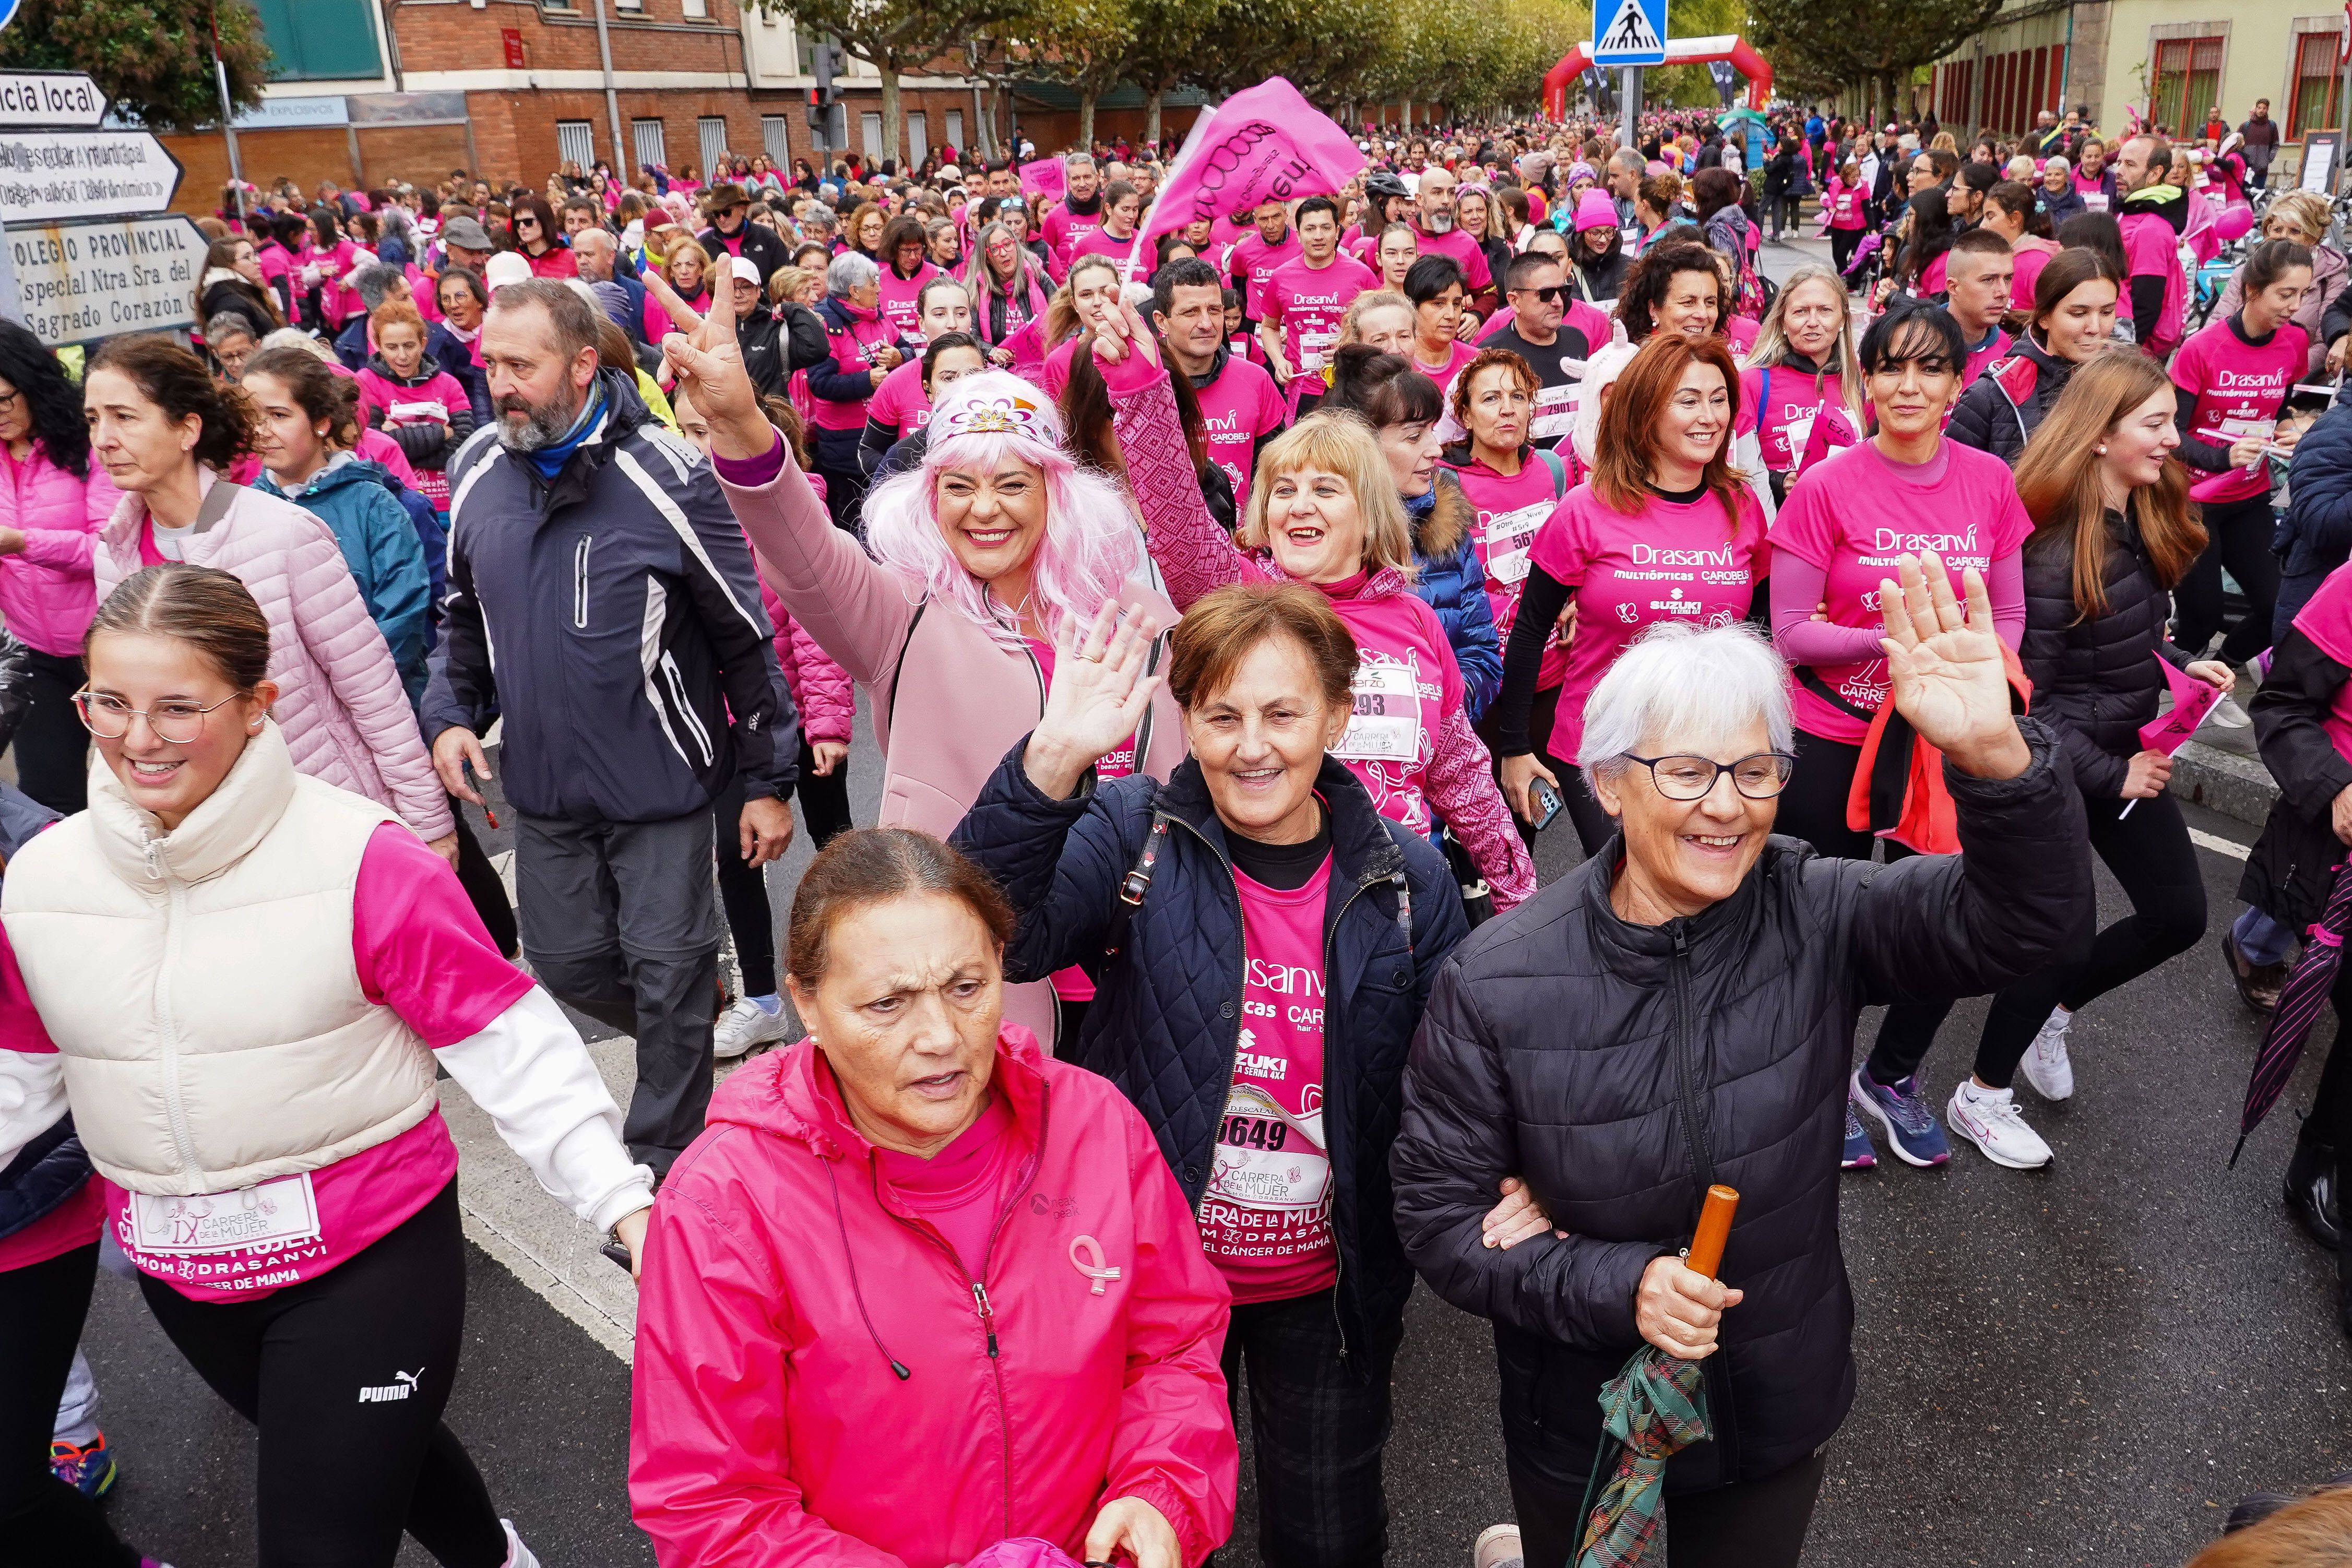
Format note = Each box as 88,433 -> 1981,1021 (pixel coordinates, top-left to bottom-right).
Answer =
859,369 -> 1143,648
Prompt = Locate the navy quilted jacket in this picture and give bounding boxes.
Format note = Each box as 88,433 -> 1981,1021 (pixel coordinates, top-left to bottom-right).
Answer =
951,741 -> 1469,1363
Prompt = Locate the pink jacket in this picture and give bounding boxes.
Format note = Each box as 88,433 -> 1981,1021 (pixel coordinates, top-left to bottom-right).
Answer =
629,1026 -> 1237,1568
0,444 -> 119,655
759,580 -> 853,745
93,470 -> 452,841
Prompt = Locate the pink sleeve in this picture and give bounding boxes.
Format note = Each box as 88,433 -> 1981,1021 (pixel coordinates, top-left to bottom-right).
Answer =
1525,495 -> 1590,587
2169,331 -> 2202,393
1769,552 -> 1882,666
1108,363 -> 1265,608
1988,549 -> 2025,652
352,823 -> 531,1047
1423,697 -> 1538,910
0,929 -> 57,1053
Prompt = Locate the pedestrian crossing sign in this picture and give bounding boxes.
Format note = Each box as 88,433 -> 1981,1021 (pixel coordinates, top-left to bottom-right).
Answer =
1593,0 -> 1667,66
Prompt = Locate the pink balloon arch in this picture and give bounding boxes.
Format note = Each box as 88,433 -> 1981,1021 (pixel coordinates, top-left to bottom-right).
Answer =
1543,34 -> 1774,120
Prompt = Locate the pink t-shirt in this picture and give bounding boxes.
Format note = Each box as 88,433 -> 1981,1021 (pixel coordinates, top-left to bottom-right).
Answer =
866,358 -> 934,439
1724,315 -> 1760,355
1738,367 -> 1851,473
1918,251 -> 1949,299
1772,439 -> 2035,741
1412,225 -> 1493,294
1228,230 -> 1303,322
2171,316 -> 2309,504
1043,203 -> 1106,271
114,824 -> 532,1300
1318,577 -> 1466,837
1410,338 -> 1479,389
2119,209 -> 2185,353
877,261 -> 943,341
1263,254 -> 1377,393
1195,356 -> 1288,494
1201,856 -> 1337,1304
1041,336 -> 1085,400
2011,240 -> 2059,312
2294,563 -> 2352,763
0,925 -> 106,1273
875,1090 -> 1018,1276
1528,483 -> 1769,761
1067,226 -> 1147,271
2074,171 -> 2112,213
1449,455 -> 1570,689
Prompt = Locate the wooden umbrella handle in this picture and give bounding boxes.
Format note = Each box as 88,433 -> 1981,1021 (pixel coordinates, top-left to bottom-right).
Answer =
1684,1185 -> 1740,1280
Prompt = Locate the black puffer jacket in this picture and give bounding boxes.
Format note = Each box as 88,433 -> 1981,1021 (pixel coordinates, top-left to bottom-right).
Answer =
1392,723 -> 2086,1494
951,742 -> 1469,1363
2242,627 -> 2352,929
1947,330 -> 2077,465
2018,505 -> 2193,799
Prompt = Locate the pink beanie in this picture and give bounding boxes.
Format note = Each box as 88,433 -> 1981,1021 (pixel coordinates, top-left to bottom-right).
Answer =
1573,188 -> 1619,233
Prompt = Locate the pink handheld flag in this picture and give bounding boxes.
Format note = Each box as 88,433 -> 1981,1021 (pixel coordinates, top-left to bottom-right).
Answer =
1142,77 -> 1368,246
2121,654 -> 2226,817
1019,159 -> 1066,201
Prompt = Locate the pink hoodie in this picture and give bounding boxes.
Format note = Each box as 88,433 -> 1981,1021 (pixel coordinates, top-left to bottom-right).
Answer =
0,443 -> 120,655
93,470 -> 452,841
629,1026 -> 1237,1568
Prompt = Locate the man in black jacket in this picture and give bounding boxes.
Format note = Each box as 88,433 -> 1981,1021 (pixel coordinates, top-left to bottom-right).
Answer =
423,279 -> 798,1175
698,182 -> 790,289
1394,590 -> 2087,1568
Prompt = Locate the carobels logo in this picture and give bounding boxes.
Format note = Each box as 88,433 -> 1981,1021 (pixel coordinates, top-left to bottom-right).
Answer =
1873,525 -> 1979,555
359,1368 -> 424,1404
1629,541 -> 1733,568
1185,121 -> 1314,224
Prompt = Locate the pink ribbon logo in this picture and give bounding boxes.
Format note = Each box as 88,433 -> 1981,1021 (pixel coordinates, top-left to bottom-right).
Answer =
1068,1234 -> 1121,1295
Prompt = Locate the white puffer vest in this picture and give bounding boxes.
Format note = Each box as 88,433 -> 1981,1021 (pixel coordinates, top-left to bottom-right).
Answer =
1,721 -> 438,1195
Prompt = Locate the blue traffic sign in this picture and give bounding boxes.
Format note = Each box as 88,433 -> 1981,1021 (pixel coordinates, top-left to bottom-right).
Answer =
1593,0 -> 1667,67
0,0 -> 20,35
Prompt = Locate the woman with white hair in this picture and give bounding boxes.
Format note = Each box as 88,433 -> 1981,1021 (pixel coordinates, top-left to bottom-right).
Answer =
1393,575 -> 2088,1568
658,281 -> 1183,1044
806,248 -> 912,530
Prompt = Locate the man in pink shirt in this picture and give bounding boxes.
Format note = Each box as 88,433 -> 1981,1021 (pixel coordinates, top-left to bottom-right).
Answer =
1226,198 -> 1302,354
1407,165 -> 1496,321
1941,230 -> 2015,387
1258,197 -> 1377,415
1040,153 -> 1107,274
2115,136 -> 2189,359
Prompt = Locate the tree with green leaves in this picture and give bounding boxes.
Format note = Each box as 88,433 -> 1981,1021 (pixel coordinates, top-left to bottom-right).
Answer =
0,0 -> 271,132
1749,0 -> 2004,127
1003,0 -> 1131,152
753,0 -> 1026,164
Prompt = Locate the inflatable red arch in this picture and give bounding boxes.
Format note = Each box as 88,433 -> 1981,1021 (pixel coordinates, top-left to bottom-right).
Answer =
1543,34 -> 1773,118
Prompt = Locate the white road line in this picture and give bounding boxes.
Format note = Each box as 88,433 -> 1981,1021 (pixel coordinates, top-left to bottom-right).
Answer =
2191,827 -> 2251,862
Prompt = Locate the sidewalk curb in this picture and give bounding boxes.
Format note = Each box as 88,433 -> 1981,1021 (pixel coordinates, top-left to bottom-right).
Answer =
2172,739 -> 2276,829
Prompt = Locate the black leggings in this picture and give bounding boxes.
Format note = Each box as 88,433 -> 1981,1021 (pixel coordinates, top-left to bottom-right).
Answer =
10,647 -> 88,815
0,1240 -> 141,1568
1478,683 -> 1613,857
138,1181 -> 508,1568
1828,227 -> 1862,282
2172,494 -> 2280,667
2298,964 -> 2352,1204
712,769 -> 779,999
792,734 -> 855,849
1508,1447 -> 1826,1568
1968,789 -> 2205,1088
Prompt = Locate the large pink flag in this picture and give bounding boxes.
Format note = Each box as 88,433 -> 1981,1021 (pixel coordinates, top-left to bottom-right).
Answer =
1144,78 -> 1367,244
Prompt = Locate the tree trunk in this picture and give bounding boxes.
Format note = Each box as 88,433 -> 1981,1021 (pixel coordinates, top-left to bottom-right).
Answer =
1401,96 -> 1413,127
1145,86 -> 1162,147
1079,90 -> 1097,152
878,63 -> 903,165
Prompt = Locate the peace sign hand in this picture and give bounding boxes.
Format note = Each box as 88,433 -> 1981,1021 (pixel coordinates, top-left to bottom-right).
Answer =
1021,601 -> 1166,800
648,264 -> 773,462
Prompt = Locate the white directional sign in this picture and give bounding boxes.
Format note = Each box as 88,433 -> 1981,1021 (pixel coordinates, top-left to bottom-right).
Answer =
8,214 -> 206,347
0,129 -> 182,225
1593,0 -> 1668,66
0,72 -> 106,129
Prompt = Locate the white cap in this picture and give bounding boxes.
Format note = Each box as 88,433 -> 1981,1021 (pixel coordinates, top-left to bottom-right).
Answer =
730,255 -> 761,283
483,252 -> 533,289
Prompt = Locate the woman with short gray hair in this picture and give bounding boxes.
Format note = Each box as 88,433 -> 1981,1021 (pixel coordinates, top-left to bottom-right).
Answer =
1393,560 -> 2089,1568
806,247 -> 907,528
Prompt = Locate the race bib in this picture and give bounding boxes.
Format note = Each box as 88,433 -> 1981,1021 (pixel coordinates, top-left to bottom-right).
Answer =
129,1173 -> 321,1256
1333,656 -> 1423,764
1530,382 -> 1578,440
1210,1086 -> 1330,1211
1299,328 -> 1337,373
388,400 -> 449,424
1482,500 -> 1552,587
2082,192 -> 2109,212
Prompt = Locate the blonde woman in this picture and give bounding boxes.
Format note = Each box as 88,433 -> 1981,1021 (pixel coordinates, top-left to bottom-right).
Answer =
1738,264 -> 1866,503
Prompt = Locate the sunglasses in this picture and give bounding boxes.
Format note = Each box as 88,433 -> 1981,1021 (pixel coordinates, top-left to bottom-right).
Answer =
1514,285 -> 1564,304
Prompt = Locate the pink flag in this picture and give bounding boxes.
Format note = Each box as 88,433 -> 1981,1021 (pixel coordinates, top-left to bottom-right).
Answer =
1143,77 -> 1367,244
1020,159 -> 1066,201
2138,653 -> 2225,756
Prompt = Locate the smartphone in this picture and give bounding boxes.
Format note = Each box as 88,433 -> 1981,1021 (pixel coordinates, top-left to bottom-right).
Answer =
1528,778 -> 1563,832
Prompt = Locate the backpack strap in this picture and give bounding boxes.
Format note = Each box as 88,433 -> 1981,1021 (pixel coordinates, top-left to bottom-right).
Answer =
193,478 -> 244,534
1104,806 -> 1171,959
1536,446 -> 1567,501
1393,870 -> 1414,952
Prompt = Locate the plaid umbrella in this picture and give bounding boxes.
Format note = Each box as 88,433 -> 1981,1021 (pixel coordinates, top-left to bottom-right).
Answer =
1573,1352 -> 1712,1568
2234,856 -> 2352,1166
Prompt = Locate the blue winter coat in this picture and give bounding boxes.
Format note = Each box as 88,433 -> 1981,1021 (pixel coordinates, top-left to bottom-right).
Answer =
1408,470 -> 1502,722
259,456 -> 434,705
2276,400 -> 2352,639
949,742 -> 1469,1363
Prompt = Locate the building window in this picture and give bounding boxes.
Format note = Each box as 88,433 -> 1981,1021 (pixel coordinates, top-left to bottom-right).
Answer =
763,115 -> 792,164
633,118 -> 667,172
2291,31 -> 2342,141
945,108 -> 964,154
699,116 -> 731,176
683,0 -> 707,16
2148,35 -> 2223,141
556,120 -> 597,171
860,111 -> 883,155
251,0 -> 384,80
906,112 -> 927,165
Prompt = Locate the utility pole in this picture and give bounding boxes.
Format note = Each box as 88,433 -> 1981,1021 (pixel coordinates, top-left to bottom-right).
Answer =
1621,66 -> 1640,149
209,1 -> 246,229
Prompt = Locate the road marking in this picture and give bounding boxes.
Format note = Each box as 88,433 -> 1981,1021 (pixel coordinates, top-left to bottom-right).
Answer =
2191,827 -> 2250,861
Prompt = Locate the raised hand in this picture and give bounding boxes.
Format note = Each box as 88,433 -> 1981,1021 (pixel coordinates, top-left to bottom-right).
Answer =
1878,550 -> 2029,780
1020,601 -> 1166,800
1090,295 -> 1163,375
647,263 -> 769,461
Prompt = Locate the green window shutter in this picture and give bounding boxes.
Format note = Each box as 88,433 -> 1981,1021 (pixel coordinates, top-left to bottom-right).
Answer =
253,0 -> 385,82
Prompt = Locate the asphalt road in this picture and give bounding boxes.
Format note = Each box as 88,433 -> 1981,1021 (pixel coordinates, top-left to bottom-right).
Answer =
65,237 -> 2350,1568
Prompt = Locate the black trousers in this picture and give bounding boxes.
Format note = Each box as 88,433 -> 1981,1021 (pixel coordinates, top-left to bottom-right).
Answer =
450,799 -> 518,958
712,767 -> 779,999
11,647 -> 88,815
2299,964 -> 2352,1195
2172,494 -> 2280,667
139,1181 -> 509,1568
1220,1288 -> 1394,1568
792,733 -> 855,848
1478,683 -> 1611,856
0,1241 -> 140,1568
812,427 -> 869,536
1828,227 -> 1862,282
1509,1447 -> 1826,1568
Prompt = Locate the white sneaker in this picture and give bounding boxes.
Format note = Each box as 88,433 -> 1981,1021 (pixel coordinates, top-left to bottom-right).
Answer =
2018,1007 -> 2075,1101
1946,1082 -> 2053,1170
1473,1524 -> 1523,1568
501,1521 -> 541,1568
2210,695 -> 2252,729
712,996 -> 793,1060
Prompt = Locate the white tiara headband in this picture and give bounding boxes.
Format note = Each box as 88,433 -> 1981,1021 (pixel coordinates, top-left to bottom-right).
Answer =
936,392 -> 1046,442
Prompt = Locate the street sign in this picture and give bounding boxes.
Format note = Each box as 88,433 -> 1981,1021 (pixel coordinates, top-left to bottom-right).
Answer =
0,72 -> 106,129
0,0 -> 21,38
0,128 -> 182,224
1593,0 -> 1667,67
8,213 -> 206,347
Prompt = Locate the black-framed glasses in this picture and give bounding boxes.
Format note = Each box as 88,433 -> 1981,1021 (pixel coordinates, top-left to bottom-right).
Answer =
73,688 -> 244,743
1622,751 -> 1796,800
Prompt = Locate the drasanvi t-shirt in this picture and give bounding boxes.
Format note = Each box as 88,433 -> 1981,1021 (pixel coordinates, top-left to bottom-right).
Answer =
1450,455 -> 1571,688
2170,315 -> 2308,504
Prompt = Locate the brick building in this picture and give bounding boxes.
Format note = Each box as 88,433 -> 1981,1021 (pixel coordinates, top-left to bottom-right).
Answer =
158,0 -> 997,217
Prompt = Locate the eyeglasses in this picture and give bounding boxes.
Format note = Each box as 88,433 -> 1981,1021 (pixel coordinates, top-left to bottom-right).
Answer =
1514,286 -> 1564,304
73,689 -> 245,743
0,389 -> 21,413
1621,751 -> 1796,800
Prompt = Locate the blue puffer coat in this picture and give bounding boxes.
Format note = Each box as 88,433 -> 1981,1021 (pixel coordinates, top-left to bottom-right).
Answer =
950,741 -> 1469,1364
2276,400 -> 2352,640
1408,469 -> 1501,722
259,455 -> 434,704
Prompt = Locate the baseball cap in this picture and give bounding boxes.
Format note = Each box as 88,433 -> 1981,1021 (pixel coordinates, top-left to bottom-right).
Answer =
483,252 -> 533,289
729,255 -> 761,283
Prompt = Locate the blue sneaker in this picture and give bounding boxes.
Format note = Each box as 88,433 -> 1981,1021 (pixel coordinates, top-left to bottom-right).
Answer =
1851,1067 -> 1952,1167
1842,1102 -> 1876,1170
50,1431 -> 115,1498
